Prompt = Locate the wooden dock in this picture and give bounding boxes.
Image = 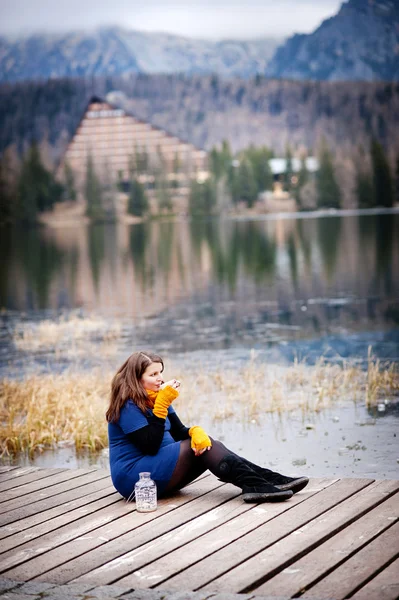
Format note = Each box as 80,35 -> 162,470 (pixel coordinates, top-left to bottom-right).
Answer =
0,466 -> 398,600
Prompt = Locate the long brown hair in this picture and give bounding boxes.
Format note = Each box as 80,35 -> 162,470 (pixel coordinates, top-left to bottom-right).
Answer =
106,351 -> 164,423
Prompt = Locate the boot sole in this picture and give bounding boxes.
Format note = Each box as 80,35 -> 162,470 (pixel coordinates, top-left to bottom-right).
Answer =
242,490 -> 293,503
275,477 -> 309,494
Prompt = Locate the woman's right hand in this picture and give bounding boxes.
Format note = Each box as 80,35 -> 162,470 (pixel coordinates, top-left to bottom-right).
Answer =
161,379 -> 181,390
152,380 -> 180,419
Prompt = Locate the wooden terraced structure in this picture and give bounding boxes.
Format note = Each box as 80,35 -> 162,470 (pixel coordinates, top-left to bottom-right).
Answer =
0,466 -> 398,599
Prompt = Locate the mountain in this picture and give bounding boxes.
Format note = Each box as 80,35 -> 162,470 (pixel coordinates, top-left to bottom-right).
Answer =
265,0 -> 399,81
0,27 -> 282,82
0,1 -> 396,83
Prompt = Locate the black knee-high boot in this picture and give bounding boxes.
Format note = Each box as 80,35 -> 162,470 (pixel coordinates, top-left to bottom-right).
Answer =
233,454 -> 309,494
211,454 -> 293,503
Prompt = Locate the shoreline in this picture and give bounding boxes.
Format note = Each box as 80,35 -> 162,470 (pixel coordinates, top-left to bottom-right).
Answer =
230,205 -> 399,222
1,397 -> 398,480
30,205 -> 399,228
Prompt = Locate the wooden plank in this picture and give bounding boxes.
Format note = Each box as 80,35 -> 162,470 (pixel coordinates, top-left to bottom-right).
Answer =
0,478 -> 116,540
149,477 -> 369,593
91,482 -> 338,585
0,496 -> 135,575
197,479 -> 397,595
29,477 -> 224,584
0,468 -> 76,500
0,468 -> 102,512
115,478 -> 340,590
41,481 -> 243,585
350,557 -> 399,600
0,468 -> 68,492
302,522 -> 399,599
0,470 -> 111,526
1,475 -> 224,581
254,490 -> 399,596
0,467 -> 41,482
0,486 -> 119,552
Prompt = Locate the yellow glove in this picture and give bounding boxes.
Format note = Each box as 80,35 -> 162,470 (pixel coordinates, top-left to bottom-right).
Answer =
152,386 -> 179,419
188,426 -> 212,453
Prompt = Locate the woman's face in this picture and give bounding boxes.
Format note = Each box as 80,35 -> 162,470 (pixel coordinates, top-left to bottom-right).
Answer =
140,362 -> 164,392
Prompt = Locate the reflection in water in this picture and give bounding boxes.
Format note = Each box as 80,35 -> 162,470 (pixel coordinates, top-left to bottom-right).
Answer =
189,220 -> 277,289
296,219 -> 312,272
287,233 -> 298,289
239,221 -> 276,284
0,227 -> 12,308
1,214 -> 398,348
128,223 -> 151,288
317,217 -> 341,282
375,215 -> 394,295
190,219 -> 240,289
88,224 -> 106,291
0,227 -> 73,310
157,222 -> 175,279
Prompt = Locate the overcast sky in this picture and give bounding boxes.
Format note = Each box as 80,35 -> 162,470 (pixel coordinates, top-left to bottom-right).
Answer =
0,0 -> 344,39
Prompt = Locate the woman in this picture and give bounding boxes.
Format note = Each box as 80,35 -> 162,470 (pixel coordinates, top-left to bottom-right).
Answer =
106,351 -> 309,503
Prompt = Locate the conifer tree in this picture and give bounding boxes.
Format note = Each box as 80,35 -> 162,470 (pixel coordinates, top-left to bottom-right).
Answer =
188,180 -> 201,215
189,178 -> 217,215
209,147 -> 223,180
245,146 -> 273,194
155,172 -> 172,212
355,170 -> 374,208
294,156 -> 309,206
141,149 -> 149,173
129,152 -> 138,178
395,154 -> 399,206
316,143 -> 341,209
131,147 -> 149,176
63,161 -> 77,201
209,140 -> 233,181
128,178 -> 149,217
237,158 -> 258,207
297,157 -> 309,189
17,143 -> 63,222
202,178 -> 217,214
101,160 -> 117,220
370,139 -> 393,208
172,152 -> 180,189
221,140 -> 233,171
285,145 -> 294,192
227,162 -> 240,204
85,154 -> 104,220
0,152 -> 16,223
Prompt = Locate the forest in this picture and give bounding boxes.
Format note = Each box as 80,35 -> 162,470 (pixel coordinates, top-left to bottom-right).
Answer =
0,73 -> 398,222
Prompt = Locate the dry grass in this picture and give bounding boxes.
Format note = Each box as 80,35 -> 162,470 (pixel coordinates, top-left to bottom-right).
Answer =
366,346 -> 399,407
1,351 -> 397,457
0,371 -> 109,457
172,356 -> 374,423
13,314 -> 122,357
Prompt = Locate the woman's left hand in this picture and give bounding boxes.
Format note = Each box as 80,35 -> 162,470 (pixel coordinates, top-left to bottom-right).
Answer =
189,426 -> 212,455
193,446 -> 211,457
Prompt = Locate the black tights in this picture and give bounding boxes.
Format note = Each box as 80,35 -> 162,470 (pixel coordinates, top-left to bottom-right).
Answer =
164,438 -> 231,494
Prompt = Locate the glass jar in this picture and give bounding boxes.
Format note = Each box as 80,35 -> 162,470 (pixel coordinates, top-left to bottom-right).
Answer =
134,472 -> 157,512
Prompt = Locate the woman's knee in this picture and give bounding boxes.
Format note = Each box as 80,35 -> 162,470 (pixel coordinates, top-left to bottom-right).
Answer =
179,438 -> 195,462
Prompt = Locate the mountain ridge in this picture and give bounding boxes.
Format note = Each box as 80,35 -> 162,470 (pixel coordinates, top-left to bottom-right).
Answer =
0,0 -> 397,83
0,26 -> 282,82
265,0 -> 399,81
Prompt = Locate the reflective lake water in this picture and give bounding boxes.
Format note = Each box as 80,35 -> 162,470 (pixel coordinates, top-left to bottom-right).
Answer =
1,211 -> 398,363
